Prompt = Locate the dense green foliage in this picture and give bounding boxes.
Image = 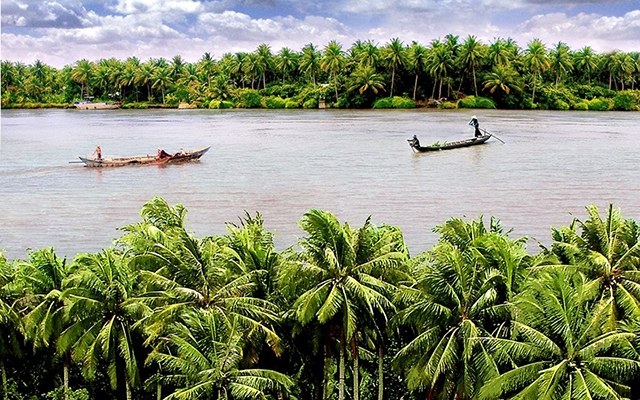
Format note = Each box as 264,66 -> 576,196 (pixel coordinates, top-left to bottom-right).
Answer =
2,36 -> 639,110
1,199 -> 639,400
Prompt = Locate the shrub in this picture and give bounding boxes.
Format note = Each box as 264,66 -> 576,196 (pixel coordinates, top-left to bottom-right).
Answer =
573,101 -> 589,110
303,98 -> 318,109
209,99 -> 234,109
588,97 -> 613,111
553,99 -> 570,110
458,96 -> 496,109
262,96 -> 287,109
373,97 -> 393,109
285,99 -> 301,109
235,89 -> 262,108
613,90 -> 640,111
439,101 -> 458,109
391,96 -> 416,108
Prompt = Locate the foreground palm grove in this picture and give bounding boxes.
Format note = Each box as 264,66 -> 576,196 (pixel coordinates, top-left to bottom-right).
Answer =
2,35 -> 640,110
1,198 -> 639,400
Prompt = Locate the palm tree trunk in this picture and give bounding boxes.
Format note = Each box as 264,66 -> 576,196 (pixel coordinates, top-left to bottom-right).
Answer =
339,335 -> 345,400
125,376 -> 132,400
378,346 -> 384,400
63,354 -> 70,400
438,80 -> 443,99
322,344 -> 329,400
334,74 -> 339,104
413,74 -> 419,100
1,359 -> 7,400
531,77 -> 537,104
472,67 -> 478,96
352,339 -> 359,400
431,80 -> 437,99
156,381 -> 161,400
390,68 -> 396,97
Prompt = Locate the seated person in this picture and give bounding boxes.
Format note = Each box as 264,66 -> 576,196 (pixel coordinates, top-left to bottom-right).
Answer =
157,148 -> 171,159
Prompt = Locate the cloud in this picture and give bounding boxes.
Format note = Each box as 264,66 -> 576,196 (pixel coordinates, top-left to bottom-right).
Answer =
517,10 -> 640,51
1,0 -> 91,28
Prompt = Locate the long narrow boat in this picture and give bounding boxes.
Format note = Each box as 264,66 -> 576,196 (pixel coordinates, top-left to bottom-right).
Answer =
77,146 -> 211,167
73,97 -> 122,110
408,134 -> 491,152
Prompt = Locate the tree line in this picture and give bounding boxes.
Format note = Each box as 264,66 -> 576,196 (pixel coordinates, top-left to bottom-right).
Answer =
2,35 -> 640,110
1,198 -> 639,400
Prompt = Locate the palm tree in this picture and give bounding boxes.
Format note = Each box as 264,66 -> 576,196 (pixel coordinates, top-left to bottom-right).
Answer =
488,37 -> 510,68
299,43 -> 321,86
17,248 -> 74,397
136,61 -> 156,101
321,41 -> 346,103
523,38 -> 550,105
479,269 -> 640,399
393,216 -> 527,399
147,308 -> 293,400
282,210 -> 407,400
483,65 -> 522,95
427,40 -> 454,99
275,47 -> 298,83
354,39 -> 380,69
407,41 -> 428,100
545,204 -> 640,327
459,35 -> 485,96
59,249 -> 148,400
573,46 -> 598,84
255,44 -> 273,89
381,38 -> 407,97
550,41 -> 573,87
152,66 -> 171,104
197,52 -> 216,88
0,253 -> 22,400
348,66 -> 385,96
70,59 -> 93,99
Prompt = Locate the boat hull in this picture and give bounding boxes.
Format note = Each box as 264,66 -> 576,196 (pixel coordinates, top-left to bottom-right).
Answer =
78,146 -> 211,167
74,102 -> 121,110
408,135 -> 491,152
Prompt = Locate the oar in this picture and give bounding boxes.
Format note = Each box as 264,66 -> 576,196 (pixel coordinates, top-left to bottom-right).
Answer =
482,129 -> 505,144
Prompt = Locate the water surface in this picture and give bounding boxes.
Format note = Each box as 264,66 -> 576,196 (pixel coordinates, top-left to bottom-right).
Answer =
1,108 -> 638,260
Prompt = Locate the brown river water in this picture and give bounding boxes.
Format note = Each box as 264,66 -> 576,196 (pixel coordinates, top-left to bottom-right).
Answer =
1,108 -> 639,260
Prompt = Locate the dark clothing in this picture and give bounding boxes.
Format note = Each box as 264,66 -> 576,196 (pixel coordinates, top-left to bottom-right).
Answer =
157,149 -> 171,159
411,135 -> 420,147
469,118 -> 482,137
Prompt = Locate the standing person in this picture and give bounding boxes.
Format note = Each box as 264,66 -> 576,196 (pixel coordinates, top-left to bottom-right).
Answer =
93,145 -> 102,160
469,116 -> 482,137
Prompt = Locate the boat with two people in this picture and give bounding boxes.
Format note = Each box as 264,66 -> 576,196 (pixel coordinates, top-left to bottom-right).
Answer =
76,146 -> 211,167
73,97 -> 122,110
408,116 -> 501,152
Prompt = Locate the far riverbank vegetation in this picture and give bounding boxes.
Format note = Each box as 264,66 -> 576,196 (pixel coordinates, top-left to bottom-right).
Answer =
2,35 -> 640,111
1,198 -> 639,400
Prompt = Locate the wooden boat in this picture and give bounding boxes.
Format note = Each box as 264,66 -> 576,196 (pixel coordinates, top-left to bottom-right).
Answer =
408,134 -> 491,152
73,97 -> 121,110
77,146 -> 211,167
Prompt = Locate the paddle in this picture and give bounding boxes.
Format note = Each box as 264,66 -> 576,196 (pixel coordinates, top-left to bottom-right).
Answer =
482,129 -> 505,144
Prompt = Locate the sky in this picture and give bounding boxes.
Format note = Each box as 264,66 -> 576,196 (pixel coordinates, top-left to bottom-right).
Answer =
1,0 -> 640,68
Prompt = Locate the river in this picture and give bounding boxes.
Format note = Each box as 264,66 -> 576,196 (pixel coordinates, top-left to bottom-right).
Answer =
1,108 -> 639,260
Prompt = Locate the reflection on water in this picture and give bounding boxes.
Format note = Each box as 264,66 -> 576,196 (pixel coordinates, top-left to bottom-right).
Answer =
1,108 -> 639,260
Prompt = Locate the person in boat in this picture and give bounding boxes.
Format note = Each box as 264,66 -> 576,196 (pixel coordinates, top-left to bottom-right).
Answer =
411,134 -> 421,147
175,147 -> 186,156
469,116 -> 482,138
157,148 -> 171,160
93,145 -> 102,160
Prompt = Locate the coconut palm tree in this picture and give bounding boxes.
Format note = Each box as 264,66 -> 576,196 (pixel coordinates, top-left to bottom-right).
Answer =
59,249 -> 148,400
197,52 -> 217,88
407,41 -> 429,100
17,248 -> 75,397
381,38 -> 407,97
427,40 -> 454,99
459,35 -> 485,96
275,47 -> 299,84
549,41 -> 573,87
255,44 -> 273,89
479,269 -> 640,399
299,43 -> 321,86
393,216 -> 527,400
152,66 -> 171,104
282,210 -> 407,400
573,46 -> 598,84
70,59 -> 93,99
321,41 -> 346,103
0,253 -> 22,400
523,39 -> 550,105
348,66 -> 385,96
147,308 -> 293,400
545,204 -> 640,328
483,65 -> 522,95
